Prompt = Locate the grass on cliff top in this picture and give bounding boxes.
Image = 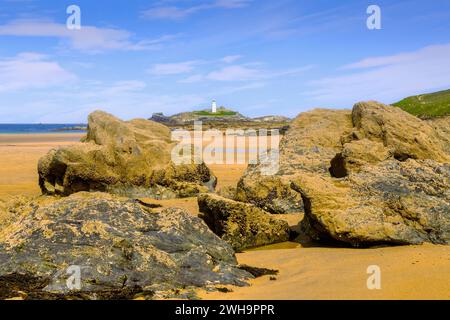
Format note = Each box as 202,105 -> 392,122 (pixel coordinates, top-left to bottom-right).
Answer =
393,89 -> 450,118
193,110 -> 237,117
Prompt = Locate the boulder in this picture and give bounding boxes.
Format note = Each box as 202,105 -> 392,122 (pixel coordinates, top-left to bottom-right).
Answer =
235,109 -> 352,213
329,139 -> 391,178
297,102 -> 450,245
251,115 -> 291,122
197,193 -> 290,251
351,101 -> 449,162
235,170 -> 303,214
427,116 -> 450,155
236,102 -> 450,246
293,159 -> 450,245
38,111 -> 216,198
150,112 -> 181,125
0,193 -> 252,299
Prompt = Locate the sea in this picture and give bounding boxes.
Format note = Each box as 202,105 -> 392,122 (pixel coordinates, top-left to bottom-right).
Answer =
0,124 -> 87,134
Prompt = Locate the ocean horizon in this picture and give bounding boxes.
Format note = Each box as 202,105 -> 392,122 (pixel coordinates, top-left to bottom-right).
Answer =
0,124 -> 87,134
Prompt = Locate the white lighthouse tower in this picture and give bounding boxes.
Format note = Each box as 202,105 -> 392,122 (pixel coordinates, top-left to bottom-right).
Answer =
211,100 -> 217,113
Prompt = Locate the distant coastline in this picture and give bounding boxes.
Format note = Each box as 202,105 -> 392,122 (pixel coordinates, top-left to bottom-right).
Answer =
0,124 -> 87,134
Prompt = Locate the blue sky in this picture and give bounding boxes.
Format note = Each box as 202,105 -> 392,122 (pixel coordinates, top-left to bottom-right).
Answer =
0,0 -> 449,123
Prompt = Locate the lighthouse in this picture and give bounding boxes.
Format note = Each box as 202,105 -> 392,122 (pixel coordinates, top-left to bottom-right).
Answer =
211,100 -> 217,113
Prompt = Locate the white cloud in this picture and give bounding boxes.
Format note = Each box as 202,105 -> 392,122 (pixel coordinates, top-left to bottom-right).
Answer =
182,64 -> 313,82
179,74 -> 205,83
307,43 -> 450,106
341,52 -> 418,70
207,65 -> 261,81
142,0 -> 252,20
0,72 -> 213,122
0,19 -> 174,53
152,55 -> 311,83
0,52 -> 76,92
148,61 -> 200,75
221,55 -> 242,63
101,81 -> 147,95
212,81 -> 266,95
10,91 -> 206,123
142,6 -> 191,20
214,0 -> 251,8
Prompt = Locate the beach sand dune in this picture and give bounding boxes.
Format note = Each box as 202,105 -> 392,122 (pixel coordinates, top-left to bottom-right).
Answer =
0,133 -> 448,300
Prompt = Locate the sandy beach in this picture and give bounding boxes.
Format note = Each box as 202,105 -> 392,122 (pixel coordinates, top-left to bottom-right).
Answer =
0,133 -> 83,199
0,133 -> 449,300
199,244 -> 450,300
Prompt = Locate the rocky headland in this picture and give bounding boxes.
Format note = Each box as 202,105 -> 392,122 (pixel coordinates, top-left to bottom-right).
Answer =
150,107 -> 291,132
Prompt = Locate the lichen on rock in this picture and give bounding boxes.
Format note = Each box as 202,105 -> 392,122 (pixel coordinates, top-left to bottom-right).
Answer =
0,193 -> 252,299
38,111 -> 216,198
235,101 -> 450,246
198,193 -> 290,251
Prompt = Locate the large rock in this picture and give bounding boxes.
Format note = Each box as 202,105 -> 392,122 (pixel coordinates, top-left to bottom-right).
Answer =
197,193 -> 290,251
427,116 -> 450,155
235,109 -> 352,213
237,102 -> 450,246
300,102 -> 450,245
150,112 -> 181,125
0,193 -> 251,299
329,139 -> 391,178
351,101 -> 449,162
235,169 -> 303,214
293,159 -> 450,245
38,111 -> 216,198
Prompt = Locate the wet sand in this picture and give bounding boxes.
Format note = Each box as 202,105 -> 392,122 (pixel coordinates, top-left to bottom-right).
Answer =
0,133 -> 449,300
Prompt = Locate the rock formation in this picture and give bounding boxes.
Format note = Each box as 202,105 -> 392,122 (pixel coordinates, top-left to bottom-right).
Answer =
235,108 -> 351,214
38,111 -> 216,198
198,193 -> 290,251
237,102 -> 450,246
427,116 -> 450,155
150,112 -> 181,125
350,101 -> 449,162
252,115 -> 291,122
151,108 -> 247,125
294,158 -> 450,245
149,109 -> 291,133
235,171 -> 303,214
0,193 -> 251,299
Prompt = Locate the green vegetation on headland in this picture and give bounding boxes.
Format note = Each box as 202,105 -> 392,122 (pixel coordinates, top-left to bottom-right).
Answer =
393,89 -> 450,118
193,110 -> 237,117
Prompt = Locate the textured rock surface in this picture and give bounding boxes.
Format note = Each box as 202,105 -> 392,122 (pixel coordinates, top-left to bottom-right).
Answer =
329,139 -> 391,178
427,116 -> 450,155
236,109 -> 352,213
351,101 -> 449,162
300,102 -> 450,245
235,170 -> 303,214
0,193 -> 251,299
293,159 -> 450,245
38,111 -> 215,198
197,193 -> 290,251
237,102 -> 450,246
